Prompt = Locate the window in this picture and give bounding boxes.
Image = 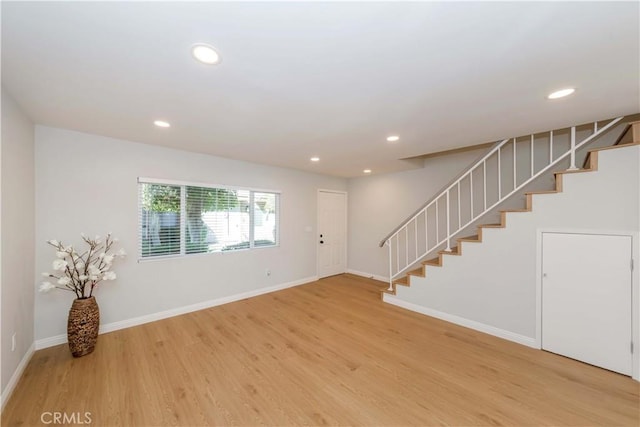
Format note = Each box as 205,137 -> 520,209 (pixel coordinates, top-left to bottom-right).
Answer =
138,179 -> 279,259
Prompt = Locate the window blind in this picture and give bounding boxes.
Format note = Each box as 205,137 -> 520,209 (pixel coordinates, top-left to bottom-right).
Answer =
138,180 -> 279,259
138,183 -> 182,258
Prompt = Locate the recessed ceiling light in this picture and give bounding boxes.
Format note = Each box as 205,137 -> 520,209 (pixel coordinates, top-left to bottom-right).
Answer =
547,88 -> 575,99
310,157 -> 320,162
191,43 -> 220,65
363,169 -> 372,174
386,135 -> 400,142
154,120 -> 171,128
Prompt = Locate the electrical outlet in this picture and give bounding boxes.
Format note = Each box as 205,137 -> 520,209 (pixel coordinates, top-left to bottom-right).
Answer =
11,333 -> 16,352
266,269 -> 271,277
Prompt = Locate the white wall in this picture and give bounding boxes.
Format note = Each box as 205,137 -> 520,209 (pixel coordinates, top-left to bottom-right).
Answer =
34,126 -> 346,343
386,145 -> 639,352
347,149 -> 486,280
1,89 -> 35,401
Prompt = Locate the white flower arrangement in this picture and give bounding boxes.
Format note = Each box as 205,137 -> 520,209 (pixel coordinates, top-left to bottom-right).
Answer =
40,233 -> 126,299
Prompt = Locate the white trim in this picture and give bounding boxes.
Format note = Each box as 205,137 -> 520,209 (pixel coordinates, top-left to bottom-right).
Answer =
383,295 -> 537,348
35,276 -> 317,350
346,269 -> 389,283
35,334 -> 67,351
537,228 -> 640,381
179,185 -> 186,254
316,189 -> 348,195
1,343 -> 35,411
137,242 -> 280,263
535,230 -> 543,350
137,176 -> 281,194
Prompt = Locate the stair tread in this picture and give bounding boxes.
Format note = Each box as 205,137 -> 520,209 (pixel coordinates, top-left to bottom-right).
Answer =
458,234 -> 480,242
526,190 -> 558,195
500,208 -> 530,213
439,247 -> 460,255
555,168 -> 593,175
478,223 -> 504,228
423,257 -> 441,266
407,267 -> 425,277
393,276 -> 409,286
589,141 -> 640,152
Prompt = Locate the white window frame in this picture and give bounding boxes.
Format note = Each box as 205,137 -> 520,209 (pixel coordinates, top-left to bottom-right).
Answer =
138,177 -> 280,261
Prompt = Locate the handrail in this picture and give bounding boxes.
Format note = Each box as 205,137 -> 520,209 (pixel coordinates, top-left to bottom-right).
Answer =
382,116 -> 625,290
378,139 -> 507,247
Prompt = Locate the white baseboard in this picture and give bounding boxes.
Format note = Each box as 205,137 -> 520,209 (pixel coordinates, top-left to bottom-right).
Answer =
1,342 -> 35,412
347,269 -> 389,283
34,333 -> 67,350
383,294 -> 538,348
35,276 -> 317,350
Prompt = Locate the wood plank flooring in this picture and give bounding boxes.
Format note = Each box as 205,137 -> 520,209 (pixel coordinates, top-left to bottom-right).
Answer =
3,274 -> 639,426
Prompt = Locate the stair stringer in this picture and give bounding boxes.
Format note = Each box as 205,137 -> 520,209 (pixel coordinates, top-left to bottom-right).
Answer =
383,143 -> 640,347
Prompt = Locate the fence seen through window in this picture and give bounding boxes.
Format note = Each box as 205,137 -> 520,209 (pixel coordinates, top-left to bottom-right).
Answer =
139,181 -> 279,258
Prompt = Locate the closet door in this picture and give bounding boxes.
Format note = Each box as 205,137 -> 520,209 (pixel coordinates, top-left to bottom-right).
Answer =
542,232 -> 632,375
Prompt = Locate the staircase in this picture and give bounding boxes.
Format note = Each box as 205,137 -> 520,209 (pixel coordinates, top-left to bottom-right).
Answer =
378,117 -> 639,347
380,117 -> 638,298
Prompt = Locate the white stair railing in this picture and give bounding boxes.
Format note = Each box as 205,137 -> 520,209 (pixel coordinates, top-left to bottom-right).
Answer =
380,117 -> 624,290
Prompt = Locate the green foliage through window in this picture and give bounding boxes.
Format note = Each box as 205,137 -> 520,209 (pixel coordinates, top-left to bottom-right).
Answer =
139,182 -> 279,258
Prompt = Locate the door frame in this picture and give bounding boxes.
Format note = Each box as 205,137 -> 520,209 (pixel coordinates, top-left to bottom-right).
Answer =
536,228 -> 639,380
316,189 -> 348,279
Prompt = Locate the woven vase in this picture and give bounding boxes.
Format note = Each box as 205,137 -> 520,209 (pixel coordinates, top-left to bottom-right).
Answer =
67,296 -> 100,357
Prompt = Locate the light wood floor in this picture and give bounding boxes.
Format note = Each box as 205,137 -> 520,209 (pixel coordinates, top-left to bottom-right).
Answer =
3,274 -> 639,426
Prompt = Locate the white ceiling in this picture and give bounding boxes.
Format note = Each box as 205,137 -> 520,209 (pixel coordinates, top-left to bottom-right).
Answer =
2,1 -> 639,177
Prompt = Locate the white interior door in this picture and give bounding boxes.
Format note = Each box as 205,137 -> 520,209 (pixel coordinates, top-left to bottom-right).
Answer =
542,232 -> 632,375
317,190 -> 347,278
